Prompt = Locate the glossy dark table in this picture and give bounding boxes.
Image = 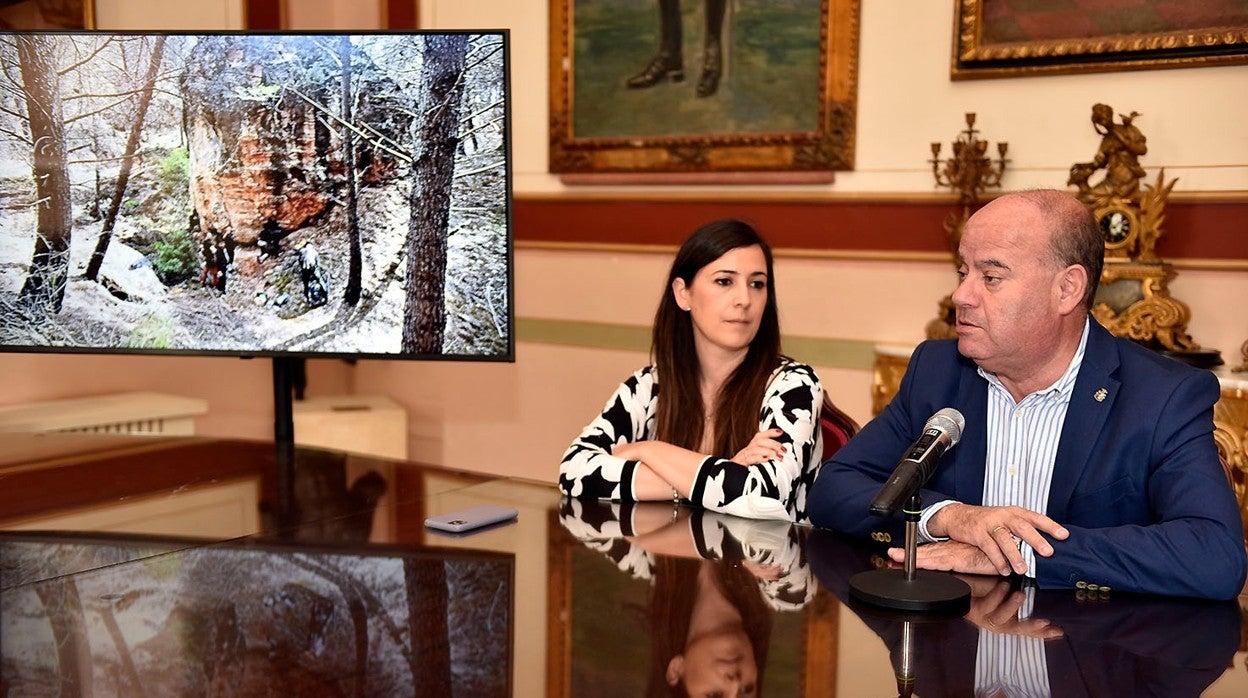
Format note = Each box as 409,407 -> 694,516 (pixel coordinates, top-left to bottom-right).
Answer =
1,433 -> 1245,697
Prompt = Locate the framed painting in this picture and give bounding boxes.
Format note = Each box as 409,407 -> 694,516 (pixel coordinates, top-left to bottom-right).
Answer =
952,0 -> 1248,79
0,0 -> 93,29
243,1 -> 419,30
549,0 -> 860,182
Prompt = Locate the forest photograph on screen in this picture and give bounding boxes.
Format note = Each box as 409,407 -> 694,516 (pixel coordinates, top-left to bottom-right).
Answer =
0,32 -> 511,358
1,535 -> 514,695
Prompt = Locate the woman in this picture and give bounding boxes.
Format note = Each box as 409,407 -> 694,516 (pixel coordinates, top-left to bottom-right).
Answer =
560,219 -> 852,522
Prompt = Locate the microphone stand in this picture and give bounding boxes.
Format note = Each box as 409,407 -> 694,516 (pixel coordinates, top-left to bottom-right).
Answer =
849,492 -> 971,614
903,494 -> 919,581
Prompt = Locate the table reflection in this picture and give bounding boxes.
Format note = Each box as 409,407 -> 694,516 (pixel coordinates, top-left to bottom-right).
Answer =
554,499 -> 831,698
553,499 -> 1246,697
1,532 -> 512,696
806,529 -> 1242,697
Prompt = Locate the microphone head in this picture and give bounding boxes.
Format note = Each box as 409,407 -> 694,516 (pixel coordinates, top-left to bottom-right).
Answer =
926,408 -> 965,445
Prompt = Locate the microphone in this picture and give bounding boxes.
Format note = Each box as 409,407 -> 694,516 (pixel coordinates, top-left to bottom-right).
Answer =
869,408 -> 965,517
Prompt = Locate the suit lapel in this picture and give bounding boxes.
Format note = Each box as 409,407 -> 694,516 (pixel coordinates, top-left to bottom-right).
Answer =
954,355 -> 990,504
1046,322 -> 1120,521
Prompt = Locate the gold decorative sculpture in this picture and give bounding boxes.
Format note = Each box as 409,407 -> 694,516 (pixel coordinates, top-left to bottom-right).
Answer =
1213,375 -> 1248,537
1068,103 -> 1220,367
1235,340 -> 1248,373
925,113 -> 1008,340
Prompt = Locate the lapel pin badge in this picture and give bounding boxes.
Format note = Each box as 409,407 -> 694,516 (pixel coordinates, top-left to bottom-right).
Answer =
1093,388 -> 1108,402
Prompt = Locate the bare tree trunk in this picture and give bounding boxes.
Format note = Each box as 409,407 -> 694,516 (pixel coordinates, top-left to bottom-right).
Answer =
85,35 -> 166,282
16,35 -> 73,313
401,35 -> 467,355
36,579 -> 93,696
405,557 -> 452,697
341,36 -> 363,306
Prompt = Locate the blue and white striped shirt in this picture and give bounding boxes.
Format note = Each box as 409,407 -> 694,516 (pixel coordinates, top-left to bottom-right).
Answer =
974,586 -> 1051,697
920,319 -> 1090,578
980,319 -> 1088,575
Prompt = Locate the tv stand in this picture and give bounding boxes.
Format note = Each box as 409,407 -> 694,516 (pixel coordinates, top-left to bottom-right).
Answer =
271,356 -> 299,459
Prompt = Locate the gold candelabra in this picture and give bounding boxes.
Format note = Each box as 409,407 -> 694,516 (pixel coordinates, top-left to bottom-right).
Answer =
924,113 -> 1008,340
930,113 -> 1008,211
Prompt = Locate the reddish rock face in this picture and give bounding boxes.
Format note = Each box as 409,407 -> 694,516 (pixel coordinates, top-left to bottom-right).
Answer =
188,109 -> 329,246
181,35 -> 409,251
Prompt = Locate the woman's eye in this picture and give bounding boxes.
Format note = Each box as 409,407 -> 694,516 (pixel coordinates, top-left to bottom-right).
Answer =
750,280 -> 766,289
714,277 -> 732,286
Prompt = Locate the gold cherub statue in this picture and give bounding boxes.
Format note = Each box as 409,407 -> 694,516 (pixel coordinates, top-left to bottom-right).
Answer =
1068,104 -> 1148,202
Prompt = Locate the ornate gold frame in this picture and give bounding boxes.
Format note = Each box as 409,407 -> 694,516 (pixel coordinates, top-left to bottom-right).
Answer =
952,0 -> 1248,79
548,0 -> 860,180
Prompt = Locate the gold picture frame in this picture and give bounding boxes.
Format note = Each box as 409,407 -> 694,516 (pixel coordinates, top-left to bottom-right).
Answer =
0,0 -> 94,30
952,0 -> 1248,79
549,0 -> 860,182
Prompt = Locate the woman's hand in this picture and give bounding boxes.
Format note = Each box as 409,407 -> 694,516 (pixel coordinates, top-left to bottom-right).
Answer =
612,440 -> 647,461
732,429 -> 786,465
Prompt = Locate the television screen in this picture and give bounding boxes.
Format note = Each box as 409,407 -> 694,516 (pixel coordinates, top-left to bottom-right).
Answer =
1,531 -> 514,695
0,30 -> 512,360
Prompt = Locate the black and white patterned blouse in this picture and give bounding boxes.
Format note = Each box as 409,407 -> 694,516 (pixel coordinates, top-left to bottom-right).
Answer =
558,498 -> 815,611
559,360 -> 824,522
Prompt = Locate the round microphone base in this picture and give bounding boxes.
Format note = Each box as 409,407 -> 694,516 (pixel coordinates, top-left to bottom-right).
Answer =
849,568 -> 971,615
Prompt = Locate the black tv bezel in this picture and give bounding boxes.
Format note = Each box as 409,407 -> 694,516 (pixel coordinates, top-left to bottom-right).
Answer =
0,28 -> 516,364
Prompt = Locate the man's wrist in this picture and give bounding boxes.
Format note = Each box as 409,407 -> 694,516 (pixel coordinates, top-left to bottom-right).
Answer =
918,499 -> 958,543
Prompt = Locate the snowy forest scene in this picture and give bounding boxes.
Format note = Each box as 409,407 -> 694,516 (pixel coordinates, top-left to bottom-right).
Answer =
1,536 -> 513,695
0,32 -> 511,357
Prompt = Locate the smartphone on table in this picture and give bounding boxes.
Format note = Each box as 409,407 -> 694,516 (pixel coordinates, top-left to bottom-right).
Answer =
425,505 -> 518,534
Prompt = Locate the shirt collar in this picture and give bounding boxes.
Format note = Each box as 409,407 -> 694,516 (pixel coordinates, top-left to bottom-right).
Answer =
978,317 -> 1090,404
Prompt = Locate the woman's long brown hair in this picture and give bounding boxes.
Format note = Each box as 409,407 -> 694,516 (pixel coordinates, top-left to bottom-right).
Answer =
652,219 -> 781,457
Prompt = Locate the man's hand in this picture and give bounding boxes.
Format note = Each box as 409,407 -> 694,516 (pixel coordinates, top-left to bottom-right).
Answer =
887,540 -> 1002,576
961,576 -> 1064,640
928,502 -> 1069,575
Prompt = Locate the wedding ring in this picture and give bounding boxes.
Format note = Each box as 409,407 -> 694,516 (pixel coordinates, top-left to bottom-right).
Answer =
991,525 -> 1005,535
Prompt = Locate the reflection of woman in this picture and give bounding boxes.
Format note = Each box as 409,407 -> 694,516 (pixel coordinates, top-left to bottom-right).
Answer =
560,219 -> 853,522
560,499 -> 813,696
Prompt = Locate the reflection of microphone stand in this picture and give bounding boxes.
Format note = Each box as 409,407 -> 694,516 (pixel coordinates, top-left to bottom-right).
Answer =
896,619 -> 915,698
847,586 -> 959,698
849,491 -> 970,614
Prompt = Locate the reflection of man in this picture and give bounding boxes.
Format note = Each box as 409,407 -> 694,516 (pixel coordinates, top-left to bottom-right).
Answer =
626,0 -> 727,97
807,530 -> 1241,698
809,189 -> 1246,600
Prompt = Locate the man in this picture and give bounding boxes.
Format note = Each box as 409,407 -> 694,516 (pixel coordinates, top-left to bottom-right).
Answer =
808,189 -> 1246,600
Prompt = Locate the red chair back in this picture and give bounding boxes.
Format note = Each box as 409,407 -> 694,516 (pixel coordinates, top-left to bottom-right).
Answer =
820,402 -> 857,461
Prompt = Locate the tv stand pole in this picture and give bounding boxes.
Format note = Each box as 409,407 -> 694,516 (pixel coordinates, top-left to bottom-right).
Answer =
272,356 -> 298,530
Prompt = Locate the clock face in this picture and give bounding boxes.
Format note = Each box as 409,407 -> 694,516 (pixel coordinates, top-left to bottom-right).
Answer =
1095,205 -> 1139,256
1101,210 -> 1130,243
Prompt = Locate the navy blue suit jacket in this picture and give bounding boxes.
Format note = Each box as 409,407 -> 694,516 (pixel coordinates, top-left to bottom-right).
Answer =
808,319 -> 1247,600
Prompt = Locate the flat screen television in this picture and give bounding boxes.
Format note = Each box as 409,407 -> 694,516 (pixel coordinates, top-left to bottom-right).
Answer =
0,29 -> 512,362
